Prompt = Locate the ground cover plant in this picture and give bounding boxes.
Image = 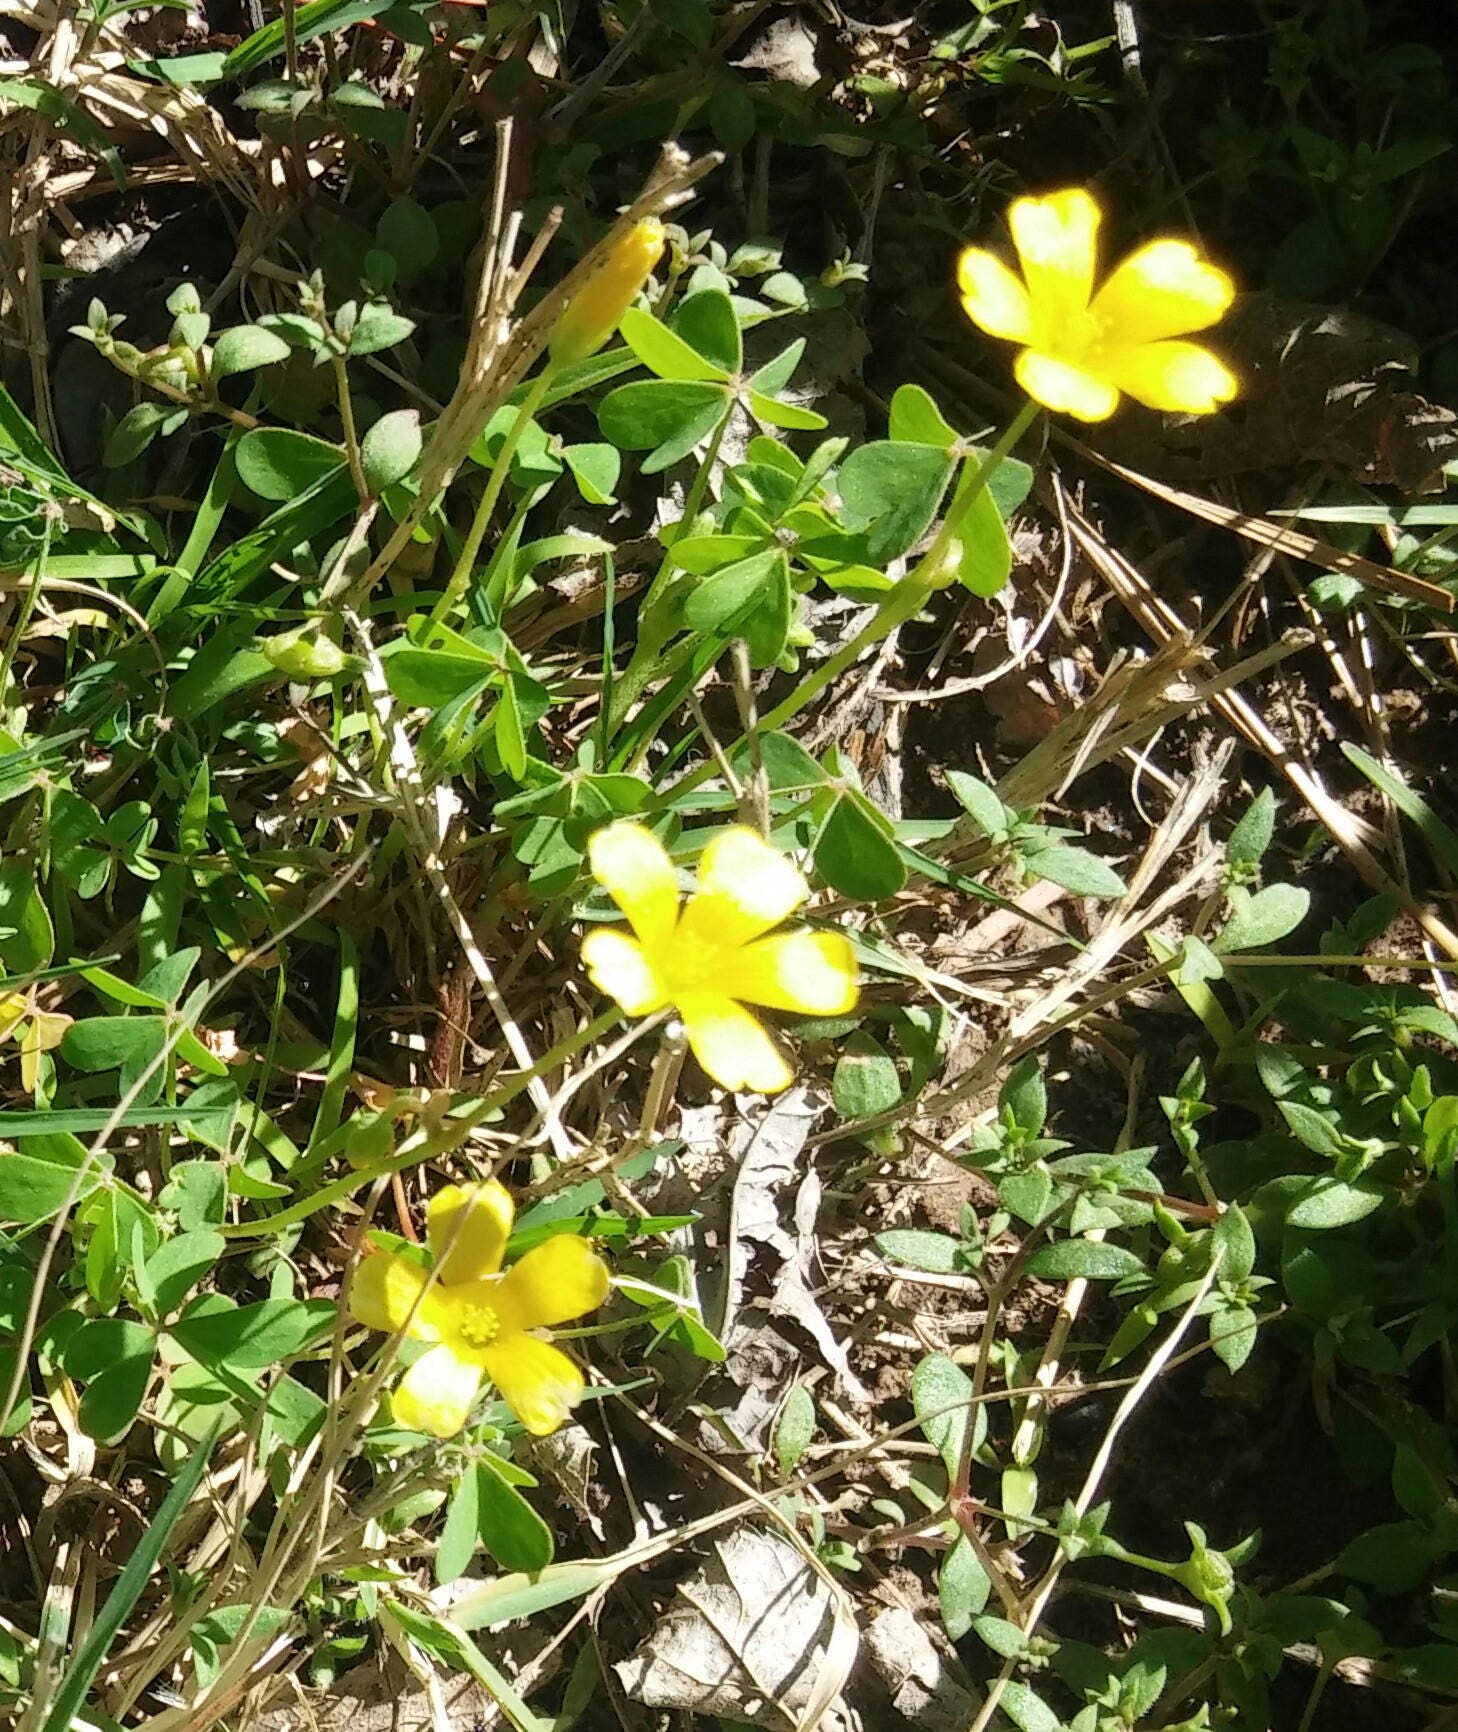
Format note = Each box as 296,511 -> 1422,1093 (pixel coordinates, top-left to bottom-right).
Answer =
3,1 -> 1458,1728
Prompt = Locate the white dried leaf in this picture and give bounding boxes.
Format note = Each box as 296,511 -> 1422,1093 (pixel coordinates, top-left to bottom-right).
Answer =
616,1526 -> 855,1729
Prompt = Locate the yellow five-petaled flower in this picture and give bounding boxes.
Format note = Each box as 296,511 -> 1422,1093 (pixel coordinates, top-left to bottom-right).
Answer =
349,1181 -> 608,1439
581,823 -> 859,1096
957,187 -> 1237,422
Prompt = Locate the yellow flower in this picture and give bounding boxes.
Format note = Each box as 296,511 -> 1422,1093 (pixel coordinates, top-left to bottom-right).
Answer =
0,992 -> 71,1093
550,217 -> 667,366
957,187 -> 1237,422
581,823 -> 859,1095
349,1181 -> 608,1439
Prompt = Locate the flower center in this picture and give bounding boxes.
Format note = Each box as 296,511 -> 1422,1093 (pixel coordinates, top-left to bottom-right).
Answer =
456,1302 -> 501,1349
662,928 -> 725,996
1038,303 -> 1102,365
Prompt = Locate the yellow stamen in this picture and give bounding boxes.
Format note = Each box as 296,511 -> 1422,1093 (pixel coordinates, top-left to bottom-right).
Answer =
456,1303 -> 500,1349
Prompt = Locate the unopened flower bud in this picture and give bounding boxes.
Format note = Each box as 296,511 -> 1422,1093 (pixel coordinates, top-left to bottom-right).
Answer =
549,218 -> 666,365
260,627 -> 348,680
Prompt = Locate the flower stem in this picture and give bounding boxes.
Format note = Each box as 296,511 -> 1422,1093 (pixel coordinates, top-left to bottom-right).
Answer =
426,365 -> 555,636
666,399 -> 1040,799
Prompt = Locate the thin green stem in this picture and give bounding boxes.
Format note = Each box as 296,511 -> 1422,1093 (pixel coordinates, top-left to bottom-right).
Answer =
332,353 -> 371,508
426,366 -> 554,635
665,399 -> 1040,802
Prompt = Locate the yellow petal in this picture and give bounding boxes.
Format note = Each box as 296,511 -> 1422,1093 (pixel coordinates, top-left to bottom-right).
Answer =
1091,240 -> 1234,345
1007,188 -> 1100,335
349,1249 -> 441,1341
1014,349 -> 1120,421
427,1180 -> 514,1285
720,930 -> 859,1015
676,827 -> 807,952
679,991 -> 793,1093
493,1234 -> 611,1333
482,1333 -> 585,1436
391,1343 -> 483,1437
956,248 -> 1033,342
1101,340 -> 1237,414
587,822 -> 680,953
581,928 -> 669,1016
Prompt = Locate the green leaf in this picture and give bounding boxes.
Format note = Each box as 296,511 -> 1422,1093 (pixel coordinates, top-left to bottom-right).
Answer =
1210,1302 -> 1258,1372
874,1229 -> 962,1274
837,441 -> 955,562
476,1456 -> 554,1572
0,1135 -> 107,1223
67,1320 -> 154,1443
561,442 -> 620,504
1025,1240 -> 1145,1281
1285,1177 -> 1385,1230
683,549 -> 779,633
436,1463 -> 481,1587
748,337 -> 807,398
1214,1203 -> 1256,1285
619,307 -> 726,382
81,1186 -> 159,1307
597,379 -> 728,472
708,78 -> 757,151
746,391 -> 827,431
956,485 -> 1013,596
144,1230 -> 225,1316
348,302 -> 416,356
939,1534 -> 990,1639
946,770 -> 1008,839
1001,1680 -> 1063,1732
1218,883 -> 1310,952
971,1614 -> 1027,1658
105,402 -> 175,468
912,1351 -> 975,1477
209,325 -> 291,380
375,196 -> 438,277
1001,1056 -> 1046,1137
169,1297 -> 336,1368
832,1032 -> 902,1120
383,647 -> 494,708
0,863 -> 54,972
360,409 -> 422,493
673,289 -> 742,375
774,1385 -> 816,1477
999,1166 -> 1053,1224
1024,843 -> 1126,898
888,383 -> 958,448
495,676 -> 527,781
61,1015 -> 167,1074
739,731 -> 825,790
1227,788 -> 1276,869
159,1160 -> 227,1229
1278,1100 -> 1344,1158
813,789 -> 907,900
129,49 -> 229,86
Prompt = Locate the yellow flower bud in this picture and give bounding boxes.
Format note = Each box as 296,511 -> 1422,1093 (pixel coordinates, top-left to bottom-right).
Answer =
549,217 -> 666,365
